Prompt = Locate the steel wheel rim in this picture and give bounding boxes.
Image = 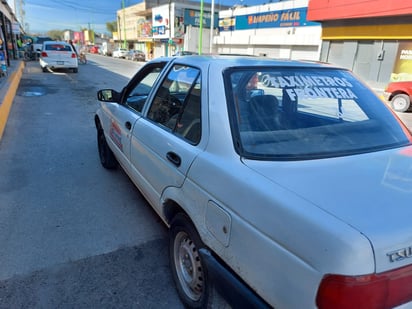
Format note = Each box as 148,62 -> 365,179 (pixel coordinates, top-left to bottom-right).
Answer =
174,231 -> 204,301
393,97 -> 408,110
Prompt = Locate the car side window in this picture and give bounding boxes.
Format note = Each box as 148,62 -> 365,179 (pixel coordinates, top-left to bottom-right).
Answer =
125,66 -> 164,113
147,65 -> 201,144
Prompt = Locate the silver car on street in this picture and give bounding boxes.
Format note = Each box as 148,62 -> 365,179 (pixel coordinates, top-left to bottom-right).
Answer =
95,56 -> 412,309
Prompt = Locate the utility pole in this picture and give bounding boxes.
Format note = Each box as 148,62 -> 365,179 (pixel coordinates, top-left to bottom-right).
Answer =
168,0 -> 172,56
122,0 -> 127,49
209,0 -> 214,54
199,0 -> 204,55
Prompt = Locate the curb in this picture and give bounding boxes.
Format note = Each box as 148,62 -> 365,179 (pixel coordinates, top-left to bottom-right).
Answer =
0,61 -> 25,142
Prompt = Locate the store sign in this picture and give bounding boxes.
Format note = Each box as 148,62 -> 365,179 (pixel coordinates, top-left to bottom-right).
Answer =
391,42 -> 412,82
219,17 -> 235,31
12,22 -> 20,34
153,25 -> 166,36
220,7 -> 319,32
184,9 -> 219,28
152,5 -> 171,39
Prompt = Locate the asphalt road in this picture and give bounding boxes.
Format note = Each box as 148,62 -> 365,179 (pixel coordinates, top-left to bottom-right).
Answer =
0,56 -> 184,308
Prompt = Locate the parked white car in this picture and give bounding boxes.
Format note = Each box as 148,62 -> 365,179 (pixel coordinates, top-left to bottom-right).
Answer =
95,56 -> 412,309
112,48 -> 128,59
32,36 -> 53,56
39,41 -> 78,73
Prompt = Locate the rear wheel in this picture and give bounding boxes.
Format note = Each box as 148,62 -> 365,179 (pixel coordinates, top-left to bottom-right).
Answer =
169,213 -> 228,308
97,129 -> 117,169
391,94 -> 411,112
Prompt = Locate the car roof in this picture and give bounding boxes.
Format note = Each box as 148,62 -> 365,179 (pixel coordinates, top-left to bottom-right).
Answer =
43,41 -> 69,45
163,55 -> 344,71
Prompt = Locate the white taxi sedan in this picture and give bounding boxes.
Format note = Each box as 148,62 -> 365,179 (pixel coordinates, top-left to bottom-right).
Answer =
39,41 -> 78,73
94,56 -> 412,309
112,48 -> 129,59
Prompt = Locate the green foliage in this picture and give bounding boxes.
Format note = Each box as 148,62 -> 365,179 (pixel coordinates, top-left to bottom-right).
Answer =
106,21 -> 117,34
46,30 -> 64,41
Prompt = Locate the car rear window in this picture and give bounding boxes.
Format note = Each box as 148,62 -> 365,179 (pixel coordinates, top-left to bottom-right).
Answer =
45,44 -> 72,52
226,67 -> 412,160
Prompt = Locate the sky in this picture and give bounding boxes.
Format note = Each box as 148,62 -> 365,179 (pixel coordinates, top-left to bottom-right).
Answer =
24,0 -> 269,35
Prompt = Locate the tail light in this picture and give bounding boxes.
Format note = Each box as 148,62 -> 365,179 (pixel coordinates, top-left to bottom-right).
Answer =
71,53 -> 77,58
316,264 -> 412,309
41,52 -> 48,57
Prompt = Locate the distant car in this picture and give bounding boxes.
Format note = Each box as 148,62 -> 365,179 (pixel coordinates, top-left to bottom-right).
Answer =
33,36 -> 53,54
89,46 -> 100,54
172,51 -> 196,56
126,50 -> 145,61
383,81 -> 412,112
95,56 -> 412,309
112,48 -> 128,58
39,41 -> 78,73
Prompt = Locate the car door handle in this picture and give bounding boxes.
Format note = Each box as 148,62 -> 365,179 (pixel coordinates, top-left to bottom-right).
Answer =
166,151 -> 181,167
125,121 -> 132,131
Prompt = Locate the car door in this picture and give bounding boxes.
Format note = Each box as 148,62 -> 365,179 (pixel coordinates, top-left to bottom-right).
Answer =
103,62 -> 168,169
129,64 -> 204,210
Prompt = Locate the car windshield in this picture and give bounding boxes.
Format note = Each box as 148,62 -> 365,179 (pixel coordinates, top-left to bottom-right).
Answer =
34,37 -> 52,44
226,67 -> 412,160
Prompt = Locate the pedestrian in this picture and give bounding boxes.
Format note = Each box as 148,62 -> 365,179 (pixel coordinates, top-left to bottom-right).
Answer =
69,40 -> 78,57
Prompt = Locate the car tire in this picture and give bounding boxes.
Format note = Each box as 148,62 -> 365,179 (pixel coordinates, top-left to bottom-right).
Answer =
72,68 -> 78,73
169,213 -> 228,309
42,67 -> 48,73
391,94 -> 411,112
97,129 -> 117,169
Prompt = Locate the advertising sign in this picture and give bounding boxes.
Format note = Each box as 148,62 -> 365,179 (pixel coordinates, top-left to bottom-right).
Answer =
184,9 -> 219,28
220,7 -> 319,32
152,5 -> 171,39
12,22 -> 20,34
390,41 -> 412,82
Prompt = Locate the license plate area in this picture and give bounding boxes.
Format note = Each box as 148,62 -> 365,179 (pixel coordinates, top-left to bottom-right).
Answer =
57,61 -> 64,65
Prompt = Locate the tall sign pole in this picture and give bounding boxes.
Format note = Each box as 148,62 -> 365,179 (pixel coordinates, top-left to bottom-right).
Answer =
122,0 -> 127,48
198,0 -> 204,55
209,0 -> 214,54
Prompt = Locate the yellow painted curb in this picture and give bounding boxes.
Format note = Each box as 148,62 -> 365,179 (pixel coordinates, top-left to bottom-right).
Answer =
0,61 -> 25,141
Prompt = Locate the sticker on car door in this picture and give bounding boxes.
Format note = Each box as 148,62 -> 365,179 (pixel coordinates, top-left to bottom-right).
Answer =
109,120 -> 123,151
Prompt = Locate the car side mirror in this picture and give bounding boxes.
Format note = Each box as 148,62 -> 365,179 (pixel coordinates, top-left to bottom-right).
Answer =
97,89 -> 120,102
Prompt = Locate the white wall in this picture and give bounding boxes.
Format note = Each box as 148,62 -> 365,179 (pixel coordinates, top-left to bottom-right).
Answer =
214,0 -> 322,60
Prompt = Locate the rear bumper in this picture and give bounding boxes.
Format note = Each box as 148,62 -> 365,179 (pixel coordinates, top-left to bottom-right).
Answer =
39,58 -> 78,69
199,248 -> 271,309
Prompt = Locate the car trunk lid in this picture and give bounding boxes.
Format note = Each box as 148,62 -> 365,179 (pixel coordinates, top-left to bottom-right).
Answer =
243,146 -> 412,273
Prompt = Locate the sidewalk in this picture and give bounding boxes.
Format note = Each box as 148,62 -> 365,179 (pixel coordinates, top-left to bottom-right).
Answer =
0,60 -> 25,142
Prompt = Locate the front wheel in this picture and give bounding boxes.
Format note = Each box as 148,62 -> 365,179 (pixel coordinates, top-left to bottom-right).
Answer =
391,94 -> 411,112
97,129 -> 117,169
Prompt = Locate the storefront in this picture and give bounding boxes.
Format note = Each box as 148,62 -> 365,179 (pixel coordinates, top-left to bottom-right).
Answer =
151,3 -> 217,56
214,0 -> 322,60
307,0 -> 412,88
0,1 -> 21,66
